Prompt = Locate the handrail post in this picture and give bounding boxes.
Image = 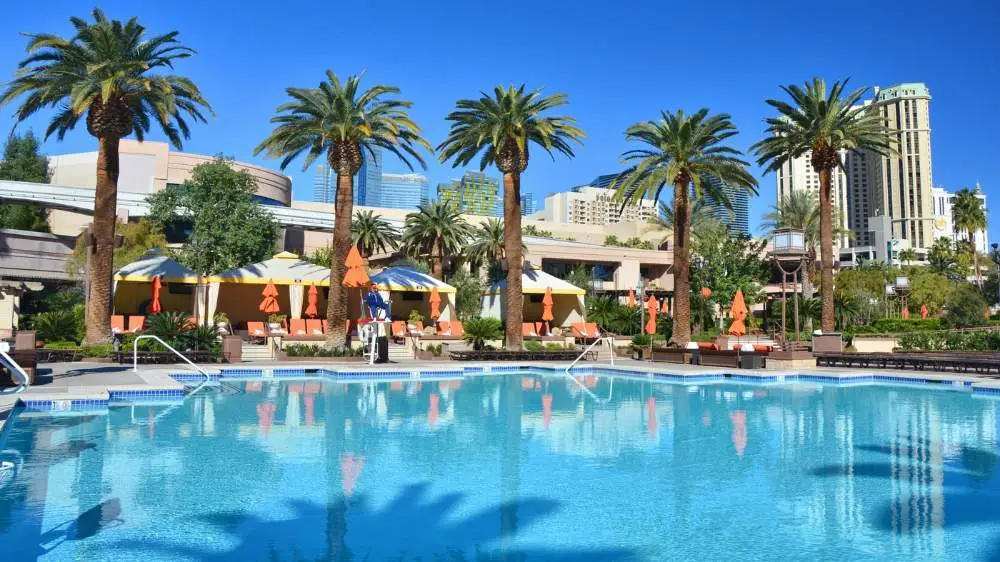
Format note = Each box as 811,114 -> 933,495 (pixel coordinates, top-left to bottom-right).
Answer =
0,342 -> 30,395
133,335 -> 211,384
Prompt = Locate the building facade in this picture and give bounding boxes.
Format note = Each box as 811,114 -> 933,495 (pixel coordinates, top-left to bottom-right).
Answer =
437,172 -> 500,216
537,175 -> 656,226
703,176 -> 750,235
774,149 -> 850,248
868,83 -> 935,251
521,193 -> 536,216
313,147 -> 384,206
379,173 -> 429,210
932,184 -> 989,253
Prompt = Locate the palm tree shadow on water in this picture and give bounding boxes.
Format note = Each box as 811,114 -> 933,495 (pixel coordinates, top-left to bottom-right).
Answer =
111,481 -> 640,561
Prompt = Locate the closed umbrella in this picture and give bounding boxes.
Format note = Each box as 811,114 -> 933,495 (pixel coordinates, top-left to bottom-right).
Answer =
627,289 -> 636,308
728,289 -> 748,336
429,287 -> 441,321
150,275 -> 162,313
259,281 -> 280,314
920,304 -> 928,319
645,295 -> 658,335
660,296 -> 669,315
342,245 -> 370,288
902,306 -> 910,320
305,285 -> 319,318
542,287 -> 554,333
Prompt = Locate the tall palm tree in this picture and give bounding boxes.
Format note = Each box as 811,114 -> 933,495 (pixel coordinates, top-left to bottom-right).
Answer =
753,78 -> 894,333
437,85 -> 584,350
952,187 -> 987,285
612,109 -> 756,346
351,210 -> 400,258
255,71 -> 430,346
0,9 -> 212,343
652,197 -> 725,246
402,202 -> 474,280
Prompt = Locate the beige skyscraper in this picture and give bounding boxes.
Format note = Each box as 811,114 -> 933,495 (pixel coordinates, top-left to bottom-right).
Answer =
775,149 -> 851,248
868,83 -> 934,250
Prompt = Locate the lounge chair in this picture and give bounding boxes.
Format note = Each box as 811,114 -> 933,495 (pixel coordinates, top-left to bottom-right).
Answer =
407,321 -> 424,337
306,319 -> 324,336
391,321 -> 408,343
127,316 -> 145,333
111,315 -> 126,335
247,321 -> 268,343
289,319 -> 308,336
535,322 -> 549,337
450,321 -> 465,338
423,320 -> 465,342
570,322 -> 600,342
522,323 -> 539,338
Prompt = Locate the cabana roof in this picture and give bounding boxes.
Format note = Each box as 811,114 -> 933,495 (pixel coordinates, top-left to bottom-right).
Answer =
371,267 -> 456,294
486,268 -> 586,296
210,252 -> 330,285
114,249 -> 200,283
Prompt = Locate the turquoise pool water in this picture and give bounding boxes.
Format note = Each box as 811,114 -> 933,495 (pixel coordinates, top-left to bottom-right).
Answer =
1,372 -> 1000,560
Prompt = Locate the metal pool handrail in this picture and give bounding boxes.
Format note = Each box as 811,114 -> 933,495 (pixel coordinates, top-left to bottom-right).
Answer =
133,335 -> 211,387
565,332 -> 615,373
565,371 -> 616,405
0,342 -> 29,395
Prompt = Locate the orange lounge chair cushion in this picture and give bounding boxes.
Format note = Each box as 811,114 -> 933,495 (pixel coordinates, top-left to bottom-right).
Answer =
127,316 -> 145,333
522,323 -> 538,337
247,322 -> 267,337
697,341 -> 718,351
289,319 -> 308,336
450,321 -> 464,338
111,315 -> 125,334
392,321 -> 407,338
437,321 -> 451,336
306,319 -> 324,335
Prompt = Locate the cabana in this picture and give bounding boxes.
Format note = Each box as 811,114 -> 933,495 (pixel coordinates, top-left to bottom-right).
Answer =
482,268 -> 586,329
357,267 -> 456,324
113,249 -> 200,316
209,252 -> 330,327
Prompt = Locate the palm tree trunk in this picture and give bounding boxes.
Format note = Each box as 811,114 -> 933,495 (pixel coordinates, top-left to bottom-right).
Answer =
432,238 -> 444,280
970,231 -> 980,285
801,257 -> 814,332
670,180 -> 691,346
503,172 -> 524,350
326,173 -> 353,347
818,168 -> 835,333
84,136 -> 119,344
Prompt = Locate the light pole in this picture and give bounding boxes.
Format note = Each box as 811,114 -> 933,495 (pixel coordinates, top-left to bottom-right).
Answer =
894,276 -> 911,318
772,228 -> 807,350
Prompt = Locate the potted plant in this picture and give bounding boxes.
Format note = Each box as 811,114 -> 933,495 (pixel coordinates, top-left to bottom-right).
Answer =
214,312 -> 230,334
267,314 -> 287,331
631,334 -> 653,360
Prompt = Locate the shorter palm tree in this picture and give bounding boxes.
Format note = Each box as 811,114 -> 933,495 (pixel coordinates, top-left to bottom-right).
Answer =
402,202 -> 474,280
352,210 -> 400,258
467,218 -> 527,282
952,187 -> 987,285
462,317 -> 503,350
897,248 -> 918,266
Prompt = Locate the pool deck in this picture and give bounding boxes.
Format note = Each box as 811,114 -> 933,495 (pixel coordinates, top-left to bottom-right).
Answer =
3,358 -> 1000,432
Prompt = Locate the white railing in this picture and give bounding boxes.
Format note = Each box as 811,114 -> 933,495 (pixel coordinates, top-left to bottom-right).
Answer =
565,334 -> 615,373
565,372 -> 616,404
0,342 -> 29,395
132,335 -> 211,386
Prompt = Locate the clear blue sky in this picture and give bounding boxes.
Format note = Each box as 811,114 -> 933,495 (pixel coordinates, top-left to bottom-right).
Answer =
2,1 -> 998,240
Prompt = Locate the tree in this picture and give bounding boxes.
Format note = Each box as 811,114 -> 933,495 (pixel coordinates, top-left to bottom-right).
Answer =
401,202 -> 474,280
448,268 -> 485,321
522,224 -> 553,238
438,85 -> 584,350
653,198 -> 725,246
909,271 -> 955,316
467,218 -> 525,282
927,237 -> 970,279
147,159 -> 278,275
897,247 -> 918,265
255,71 -> 429,347
0,9 -> 212,343
952,187 -> 987,285
945,284 -> 988,328
690,232 -> 769,321
0,132 -> 51,232
351,210 -> 400,258
612,109 -> 756,346
68,218 -> 167,276
753,78 -> 894,334
603,235 -> 655,250
564,264 -> 594,296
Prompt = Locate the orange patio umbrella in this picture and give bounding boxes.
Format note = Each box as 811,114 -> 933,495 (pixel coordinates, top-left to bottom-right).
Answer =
340,453 -> 366,498
542,287 -> 554,332
645,295 -> 658,335
259,281 -> 280,314
429,287 -> 441,321
902,306 -> 910,320
342,245 -> 370,288
728,289 -> 748,336
305,285 -> 319,318
660,296 -> 669,315
150,275 -> 162,313
627,289 -> 636,308
542,393 -> 553,430
920,304 -> 928,319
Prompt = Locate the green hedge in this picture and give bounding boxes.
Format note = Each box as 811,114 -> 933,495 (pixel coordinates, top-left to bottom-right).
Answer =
846,318 -> 942,338
283,344 -> 363,357
897,330 -> 1000,352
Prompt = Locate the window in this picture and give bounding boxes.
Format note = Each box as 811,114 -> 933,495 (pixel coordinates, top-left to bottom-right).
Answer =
400,292 -> 422,301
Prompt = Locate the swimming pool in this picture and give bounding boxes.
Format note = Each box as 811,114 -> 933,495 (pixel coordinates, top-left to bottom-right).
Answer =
1,370 -> 999,560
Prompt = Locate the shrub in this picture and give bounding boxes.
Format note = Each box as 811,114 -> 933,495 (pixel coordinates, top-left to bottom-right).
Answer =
180,325 -> 220,352
146,312 -> 191,343
944,285 -> 989,328
266,313 -> 287,325
462,317 -> 503,350
407,309 -> 425,323
80,343 -> 114,358
30,308 -> 82,343
283,343 -> 363,357
631,334 -> 653,348
524,340 -> 545,352
43,340 -> 80,350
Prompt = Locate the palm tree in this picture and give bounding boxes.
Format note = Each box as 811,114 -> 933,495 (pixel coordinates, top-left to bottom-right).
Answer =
255,71 -> 430,346
611,109 -> 756,346
466,218 -> 526,282
351,210 -> 400,258
0,9 -> 212,343
753,78 -> 894,333
437,85 -> 584,350
402,202 -> 474,280
652,197 -> 725,246
897,247 -> 918,266
952,187 -> 987,285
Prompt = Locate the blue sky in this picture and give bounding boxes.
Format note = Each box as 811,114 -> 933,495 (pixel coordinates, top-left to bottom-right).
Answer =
2,1 -> 998,239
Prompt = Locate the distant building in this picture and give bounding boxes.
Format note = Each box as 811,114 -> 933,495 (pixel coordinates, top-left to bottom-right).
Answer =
313,147 -> 384,206
436,172 -> 500,215
932,184 -> 989,253
702,176 -> 750,236
537,174 -> 656,225
773,148 -> 851,248
380,173 -> 428,210
521,193 -> 536,216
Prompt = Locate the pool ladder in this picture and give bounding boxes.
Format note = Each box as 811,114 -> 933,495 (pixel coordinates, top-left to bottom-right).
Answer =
132,335 -> 212,393
0,342 -> 30,395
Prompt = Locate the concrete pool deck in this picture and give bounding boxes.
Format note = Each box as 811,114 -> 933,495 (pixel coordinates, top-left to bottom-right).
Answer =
4,358 -> 1000,432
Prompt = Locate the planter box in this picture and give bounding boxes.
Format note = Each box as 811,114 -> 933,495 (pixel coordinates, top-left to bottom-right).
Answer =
650,348 -> 694,364
852,336 -> 898,354
277,353 -> 365,362
812,333 -> 844,353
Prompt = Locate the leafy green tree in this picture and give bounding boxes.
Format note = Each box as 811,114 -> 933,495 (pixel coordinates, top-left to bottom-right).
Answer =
0,132 -> 51,231
564,264 -> 593,297
909,271 -> 955,316
944,284 -> 988,328
952,187 -> 987,284
753,78 -> 894,333
68,218 -> 167,277
448,268 -> 485,321
1,9 -> 212,343
522,224 -> 553,238
402,201 -> 474,280
603,235 -> 621,247
612,109 -> 756,346
307,246 -> 333,268
690,232 -> 768,323
438,85 -> 584,350
351,209 -> 400,258
147,159 -> 278,275
255,71 -> 429,347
